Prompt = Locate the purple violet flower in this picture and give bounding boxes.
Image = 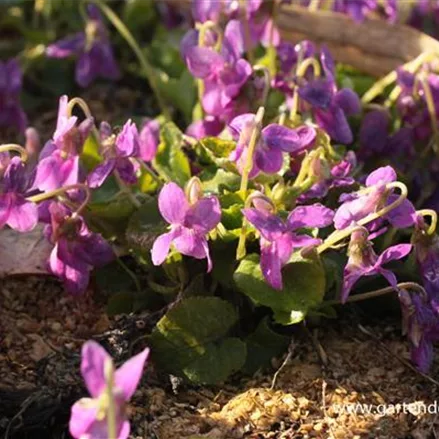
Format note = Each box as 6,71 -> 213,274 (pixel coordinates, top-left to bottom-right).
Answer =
228,113 -> 316,178
0,59 -> 27,133
69,340 -> 149,439
186,116 -> 224,140
183,20 -> 253,117
298,79 -> 361,144
34,95 -> 93,192
191,0 -> 279,48
399,289 -> 439,373
151,181 -> 221,271
243,203 -> 334,289
342,226 -> 412,303
46,5 -> 120,87
45,202 -> 114,295
300,151 -> 357,200
333,166 -> 416,230
88,120 -> 140,188
0,156 -> 37,232
333,0 -> 378,22
358,110 -> 415,162
413,215 -> 439,310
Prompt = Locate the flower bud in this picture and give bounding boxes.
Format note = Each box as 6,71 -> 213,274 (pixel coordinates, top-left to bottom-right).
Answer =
185,177 -> 203,204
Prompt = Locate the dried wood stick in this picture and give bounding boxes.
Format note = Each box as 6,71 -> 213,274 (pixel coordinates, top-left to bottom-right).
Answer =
164,1 -> 439,77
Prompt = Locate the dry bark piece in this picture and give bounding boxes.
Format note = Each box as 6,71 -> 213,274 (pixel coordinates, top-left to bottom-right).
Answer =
164,1 -> 439,77
0,225 -> 51,277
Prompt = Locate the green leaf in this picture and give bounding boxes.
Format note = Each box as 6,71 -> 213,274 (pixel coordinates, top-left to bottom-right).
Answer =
123,0 -> 156,34
126,196 -> 167,262
153,122 -> 191,186
95,260 -> 137,294
81,134 -> 102,171
150,297 -> 245,383
106,291 -> 134,316
244,317 -> 290,374
233,253 -> 326,325
87,189 -> 136,238
199,137 -> 237,159
201,169 -> 241,193
183,338 -> 246,384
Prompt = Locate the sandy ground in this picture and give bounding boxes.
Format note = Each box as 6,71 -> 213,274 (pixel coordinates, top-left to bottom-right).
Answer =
1,277 -> 439,439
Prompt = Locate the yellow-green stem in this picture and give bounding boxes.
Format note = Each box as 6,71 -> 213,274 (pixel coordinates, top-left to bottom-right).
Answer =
135,158 -> 162,187
323,282 -> 426,306
0,144 -> 28,162
91,0 -> 170,120
296,57 -> 321,78
420,77 -> 439,154
236,191 -> 275,260
239,0 -> 255,65
114,171 -> 141,208
27,183 -> 91,216
104,359 -> 117,439
239,107 -> 265,197
362,51 -> 437,104
67,96 -> 101,141
317,181 -> 408,254
417,209 -> 438,235
253,65 -> 271,106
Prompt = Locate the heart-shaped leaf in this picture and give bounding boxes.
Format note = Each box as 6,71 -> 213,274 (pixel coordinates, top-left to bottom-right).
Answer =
150,297 -> 245,383
233,253 -> 326,325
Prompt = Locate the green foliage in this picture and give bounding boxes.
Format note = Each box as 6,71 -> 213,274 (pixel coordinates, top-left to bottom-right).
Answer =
200,137 -> 237,159
150,297 -> 246,384
244,317 -> 290,374
81,134 -> 103,172
87,178 -> 137,238
126,196 -> 167,262
153,122 -> 191,186
234,253 -> 326,325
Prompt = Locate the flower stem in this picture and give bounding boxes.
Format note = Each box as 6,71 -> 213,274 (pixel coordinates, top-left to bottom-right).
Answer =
135,158 -> 162,187
296,57 -> 321,78
308,0 -> 321,11
323,282 -> 426,306
66,96 -> 101,140
0,144 -> 28,162
27,183 -> 91,215
362,51 -> 437,104
116,257 -> 141,292
91,0 -> 170,120
417,209 -> 438,235
420,77 -> 439,154
317,181 -> 408,254
236,191 -> 275,260
239,0 -> 255,65
253,65 -> 271,106
104,359 -> 117,439
239,106 -> 265,197
114,171 -> 141,208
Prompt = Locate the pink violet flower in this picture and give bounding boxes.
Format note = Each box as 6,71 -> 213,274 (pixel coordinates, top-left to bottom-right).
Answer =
69,340 -> 149,439
44,202 -> 114,295
228,112 -> 316,178
151,181 -> 221,271
34,95 -> 93,192
139,119 -> 160,162
88,120 -> 140,189
333,166 -> 416,231
0,156 -> 37,232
